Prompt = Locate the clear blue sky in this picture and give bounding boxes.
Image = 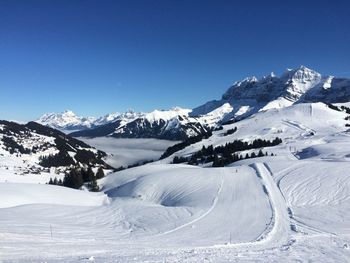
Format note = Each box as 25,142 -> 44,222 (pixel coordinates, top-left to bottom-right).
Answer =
1,0 -> 349,121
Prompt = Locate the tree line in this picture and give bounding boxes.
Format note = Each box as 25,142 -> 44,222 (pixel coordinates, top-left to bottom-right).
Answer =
113,159 -> 154,172
2,136 -> 31,154
224,127 -> 237,136
49,166 -> 105,192
172,137 -> 282,167
160,131 -> 213,159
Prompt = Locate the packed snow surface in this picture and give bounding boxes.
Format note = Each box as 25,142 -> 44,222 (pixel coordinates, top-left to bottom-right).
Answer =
0,183 -> 108,208
1,102 -> 350,262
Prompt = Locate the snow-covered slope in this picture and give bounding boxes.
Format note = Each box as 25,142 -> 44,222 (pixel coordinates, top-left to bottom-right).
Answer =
3,65 -> 350,261
164,102 -> 349,162
0,183 -> 109,208
0,120 -> 109,179
1,102 -> 350,262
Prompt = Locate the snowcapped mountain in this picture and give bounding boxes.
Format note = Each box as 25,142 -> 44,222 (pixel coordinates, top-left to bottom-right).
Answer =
191,65 -> 350,120
36,110 -> 120,132
70,107 -> 212,140
0,120 -> 109,175
38,66 -> 350,141
70,66 -> 350,140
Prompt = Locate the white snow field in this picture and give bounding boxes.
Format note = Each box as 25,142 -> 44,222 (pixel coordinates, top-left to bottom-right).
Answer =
1,102 -> 350,262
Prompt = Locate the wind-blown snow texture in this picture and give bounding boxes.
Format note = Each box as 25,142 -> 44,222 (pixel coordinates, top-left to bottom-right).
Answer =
1,101 -> 350,262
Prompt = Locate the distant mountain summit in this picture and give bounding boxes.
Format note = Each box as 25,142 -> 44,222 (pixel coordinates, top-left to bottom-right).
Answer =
69,107 -> 212,140
192,65 -> 350,119
36,110 -> 120,132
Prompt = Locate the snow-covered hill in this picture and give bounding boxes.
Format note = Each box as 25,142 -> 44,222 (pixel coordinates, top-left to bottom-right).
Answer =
1,101 -> 350,262
0,120 -> 109,179
161,102 -> 350,163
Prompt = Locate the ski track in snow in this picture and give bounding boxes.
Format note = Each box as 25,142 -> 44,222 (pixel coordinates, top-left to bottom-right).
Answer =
1,102 -> 350,262
248,163 -> 290,247
155,171 -> 225,237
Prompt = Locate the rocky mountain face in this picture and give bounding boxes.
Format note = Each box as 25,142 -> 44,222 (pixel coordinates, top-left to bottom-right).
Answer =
191,66 -> 350,119
0,120 -> 109,170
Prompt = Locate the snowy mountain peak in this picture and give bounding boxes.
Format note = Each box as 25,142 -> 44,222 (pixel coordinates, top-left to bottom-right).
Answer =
36,110 -> 117,132
170,106 -> 189,112
232,76 -> 258,87
222,66 -> 328,102
142,108 -> 191,123
93,113 -> 120,126
282,65 -> 321,83
37,110 -> 85,128
194,66 -> 350,121
62,110 -> 76,116
262,72 -> 276,80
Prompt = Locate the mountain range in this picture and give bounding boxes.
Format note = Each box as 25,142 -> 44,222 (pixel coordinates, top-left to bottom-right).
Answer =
191,65 -> 350,117
35,66 -> 350,140
2,66 -> 350,262
36,110 -> 121,132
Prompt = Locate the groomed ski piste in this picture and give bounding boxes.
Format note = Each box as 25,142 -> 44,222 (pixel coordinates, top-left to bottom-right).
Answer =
1,103 -> 350,262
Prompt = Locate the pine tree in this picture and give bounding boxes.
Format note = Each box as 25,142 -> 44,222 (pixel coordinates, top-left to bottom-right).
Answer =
48,178 -> 53,184
188,154 -> 198,165
96,167 -> 105,179
89,174 -> 99,192
212,154 -> 224,167
82,166 -> 94,182
63,168 -> 84,189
